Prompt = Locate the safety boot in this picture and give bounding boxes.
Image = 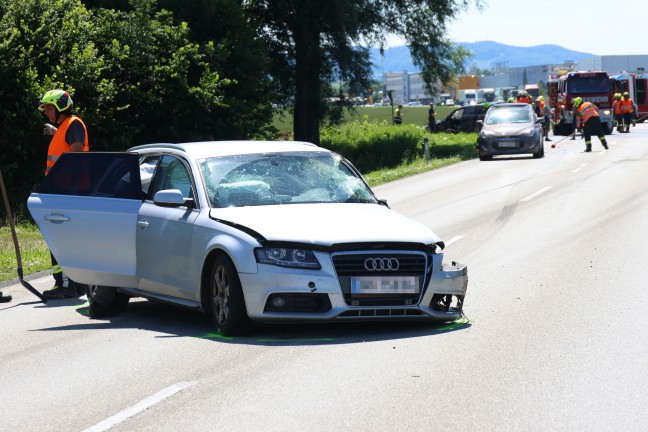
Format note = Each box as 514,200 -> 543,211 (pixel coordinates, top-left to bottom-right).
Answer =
43,272 -> 79,299
585,144 -> 592,152
603,142 -> 609,150
43,283 -> 78,299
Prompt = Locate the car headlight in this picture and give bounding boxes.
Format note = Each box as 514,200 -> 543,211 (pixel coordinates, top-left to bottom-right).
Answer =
602,110 -> 611,116
255,247 -> 321,269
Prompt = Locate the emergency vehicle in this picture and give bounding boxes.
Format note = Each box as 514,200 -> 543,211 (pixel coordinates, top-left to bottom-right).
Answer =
610,72 -> 647,122
549,71 -> 615,135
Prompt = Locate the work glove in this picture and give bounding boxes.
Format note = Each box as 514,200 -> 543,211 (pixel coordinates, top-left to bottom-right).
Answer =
43,123 -> 57,136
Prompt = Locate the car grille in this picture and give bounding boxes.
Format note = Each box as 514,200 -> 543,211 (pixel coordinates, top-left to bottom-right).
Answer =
332,252 -> 428,307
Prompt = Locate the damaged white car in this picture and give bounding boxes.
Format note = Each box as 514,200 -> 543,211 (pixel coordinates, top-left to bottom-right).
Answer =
28,141 -> 468,335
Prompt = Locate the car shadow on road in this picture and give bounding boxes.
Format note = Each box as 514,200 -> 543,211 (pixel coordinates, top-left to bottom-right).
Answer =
34,298 -> 472,346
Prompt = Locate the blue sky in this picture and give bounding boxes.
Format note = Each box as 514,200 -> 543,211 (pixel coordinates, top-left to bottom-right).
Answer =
388,0 -> 648,56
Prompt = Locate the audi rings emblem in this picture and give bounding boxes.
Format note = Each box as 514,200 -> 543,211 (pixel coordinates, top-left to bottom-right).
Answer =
364,257 -> 400,271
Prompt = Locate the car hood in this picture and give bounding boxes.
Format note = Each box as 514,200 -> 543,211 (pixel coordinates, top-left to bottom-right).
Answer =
482,123 -> 534,136
209,203 -> 441,246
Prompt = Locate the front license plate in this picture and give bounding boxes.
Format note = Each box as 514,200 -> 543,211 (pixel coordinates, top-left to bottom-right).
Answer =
351,276 -> 419,295
498,141 -> 517,148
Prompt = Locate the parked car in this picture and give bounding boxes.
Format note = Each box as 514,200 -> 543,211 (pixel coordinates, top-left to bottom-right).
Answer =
28,141 -> 468,335
435,104 -> 488,133
445,99 -> 455,106
476,103 -> 545,161
407,101 -> 422,106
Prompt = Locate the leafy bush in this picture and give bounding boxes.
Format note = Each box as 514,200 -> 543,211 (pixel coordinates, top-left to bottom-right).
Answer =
320,117 -> 423,172
320,117 -> 476,173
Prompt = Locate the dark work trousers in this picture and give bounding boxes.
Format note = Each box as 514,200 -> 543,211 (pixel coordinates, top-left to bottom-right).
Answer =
583,116 -> 607,146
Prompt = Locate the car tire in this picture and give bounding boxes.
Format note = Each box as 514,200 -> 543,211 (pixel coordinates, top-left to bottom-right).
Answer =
86,284 -> 130,310
533,141 -> 543,158
209,254 -> 253,336
478,154 -> 492,161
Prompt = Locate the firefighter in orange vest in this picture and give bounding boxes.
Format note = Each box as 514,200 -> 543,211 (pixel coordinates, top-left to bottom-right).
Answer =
517,92 -> 532,104
38,89 -> 89,299
573,97 -> 608,152
612,93 -> 623,132
619,91 -> 634,133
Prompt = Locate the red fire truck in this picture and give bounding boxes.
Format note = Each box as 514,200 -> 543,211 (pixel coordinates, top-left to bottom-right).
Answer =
610,72 -> 648,122
549,71 -> 615,135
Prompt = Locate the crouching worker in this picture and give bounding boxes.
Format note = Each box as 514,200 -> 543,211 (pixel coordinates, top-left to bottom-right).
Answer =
89,286 -> 129,318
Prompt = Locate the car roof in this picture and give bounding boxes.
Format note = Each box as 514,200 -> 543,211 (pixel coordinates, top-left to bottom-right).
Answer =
128,140 -> 324,159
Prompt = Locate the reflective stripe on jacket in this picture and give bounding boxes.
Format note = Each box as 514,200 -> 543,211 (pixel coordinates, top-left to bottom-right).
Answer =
577,102 -> 599,124
46,115 -> 89,175
620,99 -> 634,114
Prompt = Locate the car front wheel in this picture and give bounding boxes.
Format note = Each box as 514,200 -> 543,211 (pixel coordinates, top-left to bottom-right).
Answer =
209,254 -> 253,336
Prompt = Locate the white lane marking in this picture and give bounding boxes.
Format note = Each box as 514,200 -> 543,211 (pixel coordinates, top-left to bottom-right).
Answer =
445,235 -> 465,247
572,164 -> 587,173
521,186 -> 552,202
82,381 -> 197,432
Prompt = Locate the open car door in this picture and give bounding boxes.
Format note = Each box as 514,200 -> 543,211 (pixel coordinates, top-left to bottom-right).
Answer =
27,152 -> 142,288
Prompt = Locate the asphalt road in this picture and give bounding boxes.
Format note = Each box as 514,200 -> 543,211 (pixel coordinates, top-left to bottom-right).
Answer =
2,126 -> 648,431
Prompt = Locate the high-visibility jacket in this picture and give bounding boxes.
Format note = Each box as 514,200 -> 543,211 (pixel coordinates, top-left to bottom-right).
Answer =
577,102 -> 599,124
620,98 -> 634,114
613,100 -> 622,115
517,96 -> 531,104
46,115 -> 89,175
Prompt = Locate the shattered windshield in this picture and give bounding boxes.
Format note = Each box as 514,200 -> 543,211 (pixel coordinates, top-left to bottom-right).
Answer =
199,151 -> 377,207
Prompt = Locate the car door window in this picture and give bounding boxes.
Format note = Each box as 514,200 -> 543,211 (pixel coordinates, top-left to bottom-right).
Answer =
37,152 -> 142,200
148,154 -> 194,200
452,109 -> 463,120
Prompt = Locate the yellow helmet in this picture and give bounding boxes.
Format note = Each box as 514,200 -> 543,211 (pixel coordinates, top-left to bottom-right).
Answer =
38,89 -> 73,112
572,97 -> 583,108
536,96 -> 544,102
623,91 -> 630,97
614,93 -> 621,99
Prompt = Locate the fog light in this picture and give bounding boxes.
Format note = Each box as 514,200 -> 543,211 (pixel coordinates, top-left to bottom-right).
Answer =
271,295 -> 287,308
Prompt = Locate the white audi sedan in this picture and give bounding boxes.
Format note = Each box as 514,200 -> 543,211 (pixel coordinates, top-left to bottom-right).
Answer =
28,141 -> 467,335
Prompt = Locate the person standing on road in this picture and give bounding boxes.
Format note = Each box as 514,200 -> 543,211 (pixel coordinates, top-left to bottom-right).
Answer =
38,89 -> 89,299
394,104 -> 403,125
620,92 -> 634,133
573,97 -> 609,152
427,102 -> 436,132
612,93 -> 623,132
535,96 -> 551,142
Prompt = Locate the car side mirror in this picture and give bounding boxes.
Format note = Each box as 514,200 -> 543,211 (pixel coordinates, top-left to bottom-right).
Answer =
153,189 -> 194,208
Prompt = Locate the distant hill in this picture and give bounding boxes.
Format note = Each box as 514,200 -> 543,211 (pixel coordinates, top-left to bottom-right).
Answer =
370,41 -> 594,77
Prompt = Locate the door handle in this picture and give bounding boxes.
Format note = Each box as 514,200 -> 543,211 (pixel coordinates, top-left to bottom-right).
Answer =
137,220 -> 150,230
44,213 -> 70,223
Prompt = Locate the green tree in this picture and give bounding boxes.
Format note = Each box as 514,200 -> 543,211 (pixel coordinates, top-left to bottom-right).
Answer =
83,0 -> 278,140
246,0 -> 480,144
0,0 -> 230,214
